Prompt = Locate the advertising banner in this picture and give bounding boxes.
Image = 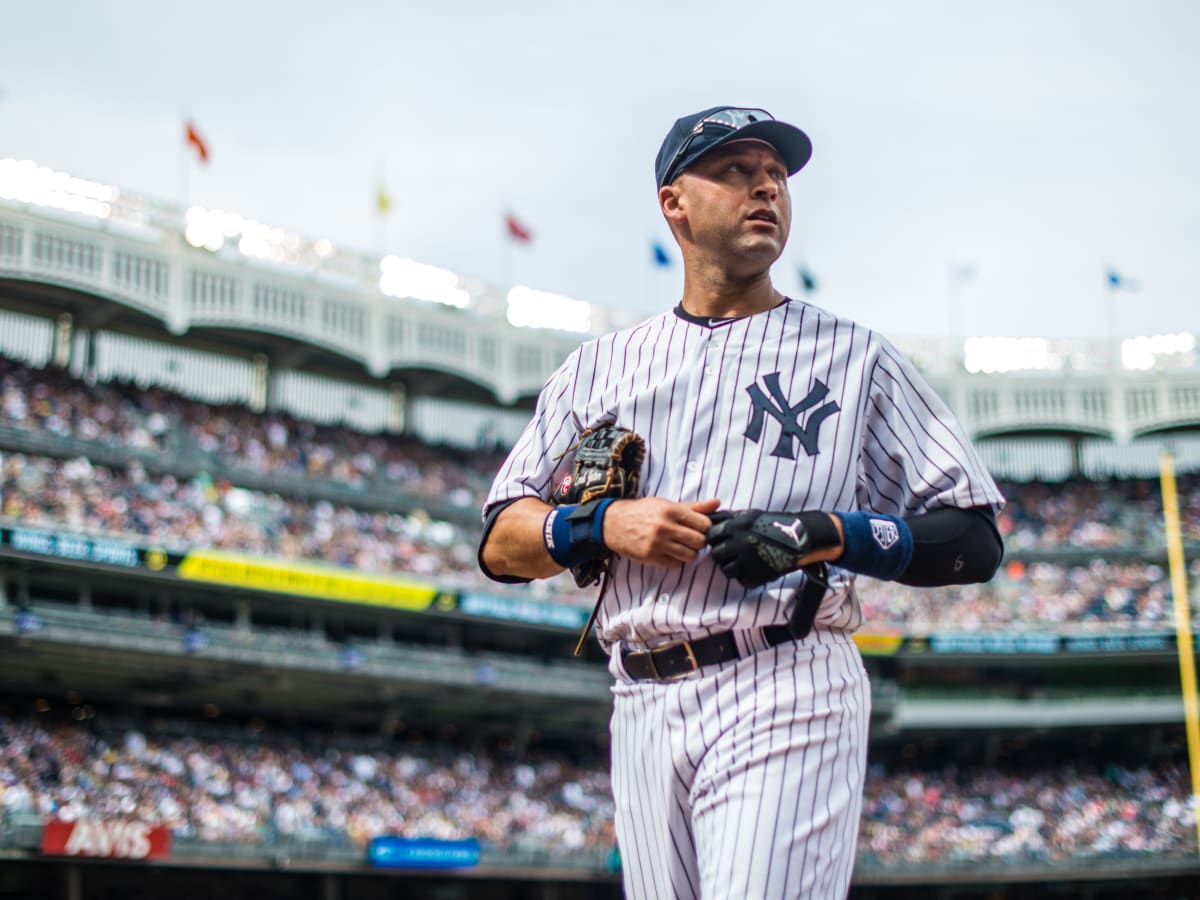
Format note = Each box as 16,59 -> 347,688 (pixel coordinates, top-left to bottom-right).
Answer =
851,632 -> 905,656
176,549 -> 439,610
457,591 -> 589,630
40,819 -> 172,860
367,836 -> 481,869
0,525 -> 182,572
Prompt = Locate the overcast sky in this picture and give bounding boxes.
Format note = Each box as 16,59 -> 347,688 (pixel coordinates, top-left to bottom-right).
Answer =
1,0 -> 1196,340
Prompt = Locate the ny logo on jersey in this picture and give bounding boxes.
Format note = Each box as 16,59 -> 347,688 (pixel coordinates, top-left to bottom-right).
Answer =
743,372 -> 841,460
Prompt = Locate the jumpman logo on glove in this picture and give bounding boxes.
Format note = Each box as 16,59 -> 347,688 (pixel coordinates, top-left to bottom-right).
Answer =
770,518 -> 805,547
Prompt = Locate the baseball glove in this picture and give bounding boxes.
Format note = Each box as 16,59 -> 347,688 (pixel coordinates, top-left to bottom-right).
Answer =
553,425 -> 645,657
552,424 -> 646,588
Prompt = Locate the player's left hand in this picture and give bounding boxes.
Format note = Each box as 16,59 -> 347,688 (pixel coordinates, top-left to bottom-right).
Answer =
706,509 -> 843,588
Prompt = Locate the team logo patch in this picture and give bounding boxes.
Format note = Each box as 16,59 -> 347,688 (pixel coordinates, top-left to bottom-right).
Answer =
871,519 -> 900,549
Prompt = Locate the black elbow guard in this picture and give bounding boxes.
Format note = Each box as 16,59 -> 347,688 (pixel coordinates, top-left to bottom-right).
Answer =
896,506 -> 1004,587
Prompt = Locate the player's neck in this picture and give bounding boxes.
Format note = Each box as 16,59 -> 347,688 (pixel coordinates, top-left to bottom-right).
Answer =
679,267 -> 781,319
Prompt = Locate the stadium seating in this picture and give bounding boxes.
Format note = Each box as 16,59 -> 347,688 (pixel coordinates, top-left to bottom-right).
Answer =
2,355 -> 1197,629
1,710 -> 1193,867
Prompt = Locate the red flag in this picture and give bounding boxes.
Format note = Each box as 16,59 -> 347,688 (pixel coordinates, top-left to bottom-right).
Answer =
185,121 -> 210,164
505,213 -> 533,244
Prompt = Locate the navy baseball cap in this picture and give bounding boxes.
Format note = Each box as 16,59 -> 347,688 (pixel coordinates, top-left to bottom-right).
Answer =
655,106 -> 813,189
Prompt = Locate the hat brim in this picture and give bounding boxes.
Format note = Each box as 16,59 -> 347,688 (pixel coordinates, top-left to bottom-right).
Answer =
668,120 -> 813,185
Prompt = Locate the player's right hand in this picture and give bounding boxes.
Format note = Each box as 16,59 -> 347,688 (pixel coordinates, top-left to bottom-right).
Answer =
602,497 -> 721,568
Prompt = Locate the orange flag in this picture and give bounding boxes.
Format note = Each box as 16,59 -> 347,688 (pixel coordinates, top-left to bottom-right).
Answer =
185,121 -> 210,164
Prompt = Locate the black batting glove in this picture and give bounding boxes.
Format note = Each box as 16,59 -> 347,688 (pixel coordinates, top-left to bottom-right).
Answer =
706,509 -> 840,588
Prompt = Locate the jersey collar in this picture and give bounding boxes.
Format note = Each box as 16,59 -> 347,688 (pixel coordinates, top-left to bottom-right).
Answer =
673,296 -> 792,328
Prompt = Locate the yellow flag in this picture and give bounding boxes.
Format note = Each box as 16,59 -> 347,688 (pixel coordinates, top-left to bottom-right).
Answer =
376,185 -> 392,215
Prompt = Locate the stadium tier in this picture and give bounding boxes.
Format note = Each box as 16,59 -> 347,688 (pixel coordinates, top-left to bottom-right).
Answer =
1,189 -> 1198,897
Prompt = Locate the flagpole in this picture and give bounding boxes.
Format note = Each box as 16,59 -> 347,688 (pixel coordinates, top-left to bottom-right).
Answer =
374,161 -> 386,258
1104,270 -> 1120,369
178,111 -> 190,213
504,216 -> 514,290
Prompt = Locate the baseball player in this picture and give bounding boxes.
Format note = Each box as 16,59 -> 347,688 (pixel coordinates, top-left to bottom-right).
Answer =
479,106 -> 1004,899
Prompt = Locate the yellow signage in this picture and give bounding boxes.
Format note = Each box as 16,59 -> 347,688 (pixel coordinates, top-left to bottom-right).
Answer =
177,550 -> 438,610
852,632 -> 905,656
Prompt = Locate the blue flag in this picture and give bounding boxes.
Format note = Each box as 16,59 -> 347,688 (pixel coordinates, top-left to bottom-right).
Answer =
798,265 -> 818,293
1106,268 -> 1140,291
652,241 -> 671,267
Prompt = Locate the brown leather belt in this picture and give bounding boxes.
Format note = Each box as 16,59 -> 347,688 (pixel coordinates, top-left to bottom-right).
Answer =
620,563 -> 829,682
621,624 -> 796,681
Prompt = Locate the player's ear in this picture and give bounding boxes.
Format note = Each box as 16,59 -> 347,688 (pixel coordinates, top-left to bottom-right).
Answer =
659,183 -> 685,225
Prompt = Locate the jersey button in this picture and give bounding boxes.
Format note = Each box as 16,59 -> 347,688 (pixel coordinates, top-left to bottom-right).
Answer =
686,461 -> 699,472
704,366 -> 715,376
657,594 -> 669,604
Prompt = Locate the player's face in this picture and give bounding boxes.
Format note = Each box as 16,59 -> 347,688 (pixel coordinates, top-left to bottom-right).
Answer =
672,141 -> 791,273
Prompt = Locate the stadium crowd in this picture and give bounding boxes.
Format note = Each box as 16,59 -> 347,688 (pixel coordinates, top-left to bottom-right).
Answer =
0,712 -> 1194,866
0,357 -> 503,511
856,559 -> 1185,632
859,759 -> 1195,866
0,450 -> 482,586
0,713 -> 614,857
2,355 -> 1200,626
4,447 -> 1197,628
4,356 -> 1199,548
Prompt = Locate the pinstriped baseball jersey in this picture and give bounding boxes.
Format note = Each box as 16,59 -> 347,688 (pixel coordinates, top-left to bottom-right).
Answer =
483,296 -> 1004,648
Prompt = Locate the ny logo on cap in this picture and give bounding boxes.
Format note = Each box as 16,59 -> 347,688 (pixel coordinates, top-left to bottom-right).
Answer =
743,372 -> 840,460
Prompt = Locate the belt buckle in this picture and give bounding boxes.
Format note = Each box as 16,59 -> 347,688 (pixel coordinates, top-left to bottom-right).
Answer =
648,639 -> 700,681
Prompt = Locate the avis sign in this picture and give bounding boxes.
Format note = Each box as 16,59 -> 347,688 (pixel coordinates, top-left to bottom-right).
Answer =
41,819 -> 172,860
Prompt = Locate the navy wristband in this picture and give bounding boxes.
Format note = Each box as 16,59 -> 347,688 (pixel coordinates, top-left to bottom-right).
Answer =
543,499 -> 613,568
834,511 -> 914,581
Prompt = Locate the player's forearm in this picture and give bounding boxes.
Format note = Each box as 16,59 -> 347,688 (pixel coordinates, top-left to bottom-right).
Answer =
480,497 -> 567,580
894,505 -> 1003,586
823,506 -> 1003,585
707,505 -> 1002,589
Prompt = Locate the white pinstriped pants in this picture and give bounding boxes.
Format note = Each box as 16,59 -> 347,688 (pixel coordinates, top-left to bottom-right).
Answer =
609,629 -> 870,900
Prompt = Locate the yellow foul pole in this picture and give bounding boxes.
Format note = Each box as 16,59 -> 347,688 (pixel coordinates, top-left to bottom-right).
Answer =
1159,450 -> 1200,857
